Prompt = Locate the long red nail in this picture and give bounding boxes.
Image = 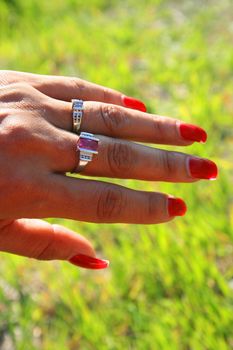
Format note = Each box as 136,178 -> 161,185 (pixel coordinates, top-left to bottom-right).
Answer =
122,95 -> 147,112
179,123 -> 207,143
69,254 -> 109,270
189,158 -> 218,180
168,197 -> 187,217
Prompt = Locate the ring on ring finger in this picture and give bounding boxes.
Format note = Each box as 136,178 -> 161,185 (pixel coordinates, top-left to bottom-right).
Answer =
73,132 -> 99,173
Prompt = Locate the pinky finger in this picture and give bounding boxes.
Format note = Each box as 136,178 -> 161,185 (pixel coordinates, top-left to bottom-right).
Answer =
0,219 -> 109,269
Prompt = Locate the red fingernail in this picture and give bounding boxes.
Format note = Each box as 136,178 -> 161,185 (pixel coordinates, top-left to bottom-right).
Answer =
69,254 -> 109,270
179,123 -> 207,143
122,95 -> 147,112
189,158 -> 218,180
168,197 -> 187,217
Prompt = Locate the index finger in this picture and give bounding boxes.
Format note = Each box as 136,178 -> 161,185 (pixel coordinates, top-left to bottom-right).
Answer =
0,70 -> 146,111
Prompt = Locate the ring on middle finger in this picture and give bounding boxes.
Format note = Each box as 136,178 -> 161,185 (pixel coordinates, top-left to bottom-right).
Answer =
72,99 -> 84,133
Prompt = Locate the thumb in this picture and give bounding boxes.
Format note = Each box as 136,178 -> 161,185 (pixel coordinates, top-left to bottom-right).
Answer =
0,219 -> 109,269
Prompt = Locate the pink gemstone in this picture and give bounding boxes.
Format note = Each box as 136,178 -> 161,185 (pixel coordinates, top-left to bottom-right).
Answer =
79,137 -> 98,151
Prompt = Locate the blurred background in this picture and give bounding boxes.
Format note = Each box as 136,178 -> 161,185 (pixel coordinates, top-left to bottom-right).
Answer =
0,0 -> 232,349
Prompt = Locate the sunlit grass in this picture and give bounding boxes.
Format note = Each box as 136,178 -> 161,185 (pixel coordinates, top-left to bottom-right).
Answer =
0,0 -> 232,349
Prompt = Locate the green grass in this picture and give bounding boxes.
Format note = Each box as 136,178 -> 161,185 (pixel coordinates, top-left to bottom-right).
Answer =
0,0 -> 232,349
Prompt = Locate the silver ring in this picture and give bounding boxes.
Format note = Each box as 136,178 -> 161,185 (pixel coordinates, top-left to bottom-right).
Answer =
74,132 -> 99,173
72,99 -> 84,133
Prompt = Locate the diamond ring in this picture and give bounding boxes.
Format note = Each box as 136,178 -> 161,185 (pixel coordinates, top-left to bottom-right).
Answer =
72,99 -> 84,133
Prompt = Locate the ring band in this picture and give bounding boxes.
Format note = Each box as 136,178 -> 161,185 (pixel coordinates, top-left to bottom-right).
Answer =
72,99 -> 84,133
74,132 -> 99,173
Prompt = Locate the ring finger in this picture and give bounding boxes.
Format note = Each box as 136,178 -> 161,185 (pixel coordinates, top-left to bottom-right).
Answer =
54,133 -> 218,182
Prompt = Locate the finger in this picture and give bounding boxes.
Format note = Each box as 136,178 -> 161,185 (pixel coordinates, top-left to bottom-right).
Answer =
87,136 -> 217,181
53,133 -> 217,182
46,175 -> 187,224
52,101 -> 207,145
0,70 -> 146,111
79,102 -> 207,145
0,78 -> 206,146
0,219 -> 108,268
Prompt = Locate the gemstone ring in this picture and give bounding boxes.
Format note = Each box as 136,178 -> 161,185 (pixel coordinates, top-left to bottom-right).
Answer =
74,132 -> 99,173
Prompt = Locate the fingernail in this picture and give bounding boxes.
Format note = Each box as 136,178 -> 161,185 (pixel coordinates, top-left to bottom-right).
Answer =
168,197 -> 187,217
122,95 -> 147,112
179,123 -> 207,143
69,254 -> 109,270
189,158 -> 218,180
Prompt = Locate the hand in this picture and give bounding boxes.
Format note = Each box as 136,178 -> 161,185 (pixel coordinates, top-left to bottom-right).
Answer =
0,70 -> 217,269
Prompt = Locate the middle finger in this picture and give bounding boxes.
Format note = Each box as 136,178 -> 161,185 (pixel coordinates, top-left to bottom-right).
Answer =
50,100 -> 207,146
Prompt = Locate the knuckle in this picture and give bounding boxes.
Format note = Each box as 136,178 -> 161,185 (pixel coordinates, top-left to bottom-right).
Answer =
0,82 -> 40,113
35,235 -> 54,260
100,104 -> 126,136
0,70 -> 13,86
152,116 -> 166,140
0,70 -> 19,87
107,141 -> 134,175
3,118 -> 30,143
0,84 -> 16,102
160,152 -> 176,178
103,87 -> 113,102
96,185 -> 125,221
0,82 -> 31,102
147,193 -> 159,219
70,77 -> 86,96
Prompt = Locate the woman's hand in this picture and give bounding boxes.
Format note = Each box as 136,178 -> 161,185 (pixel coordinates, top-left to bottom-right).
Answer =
0,70 -> 217,269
